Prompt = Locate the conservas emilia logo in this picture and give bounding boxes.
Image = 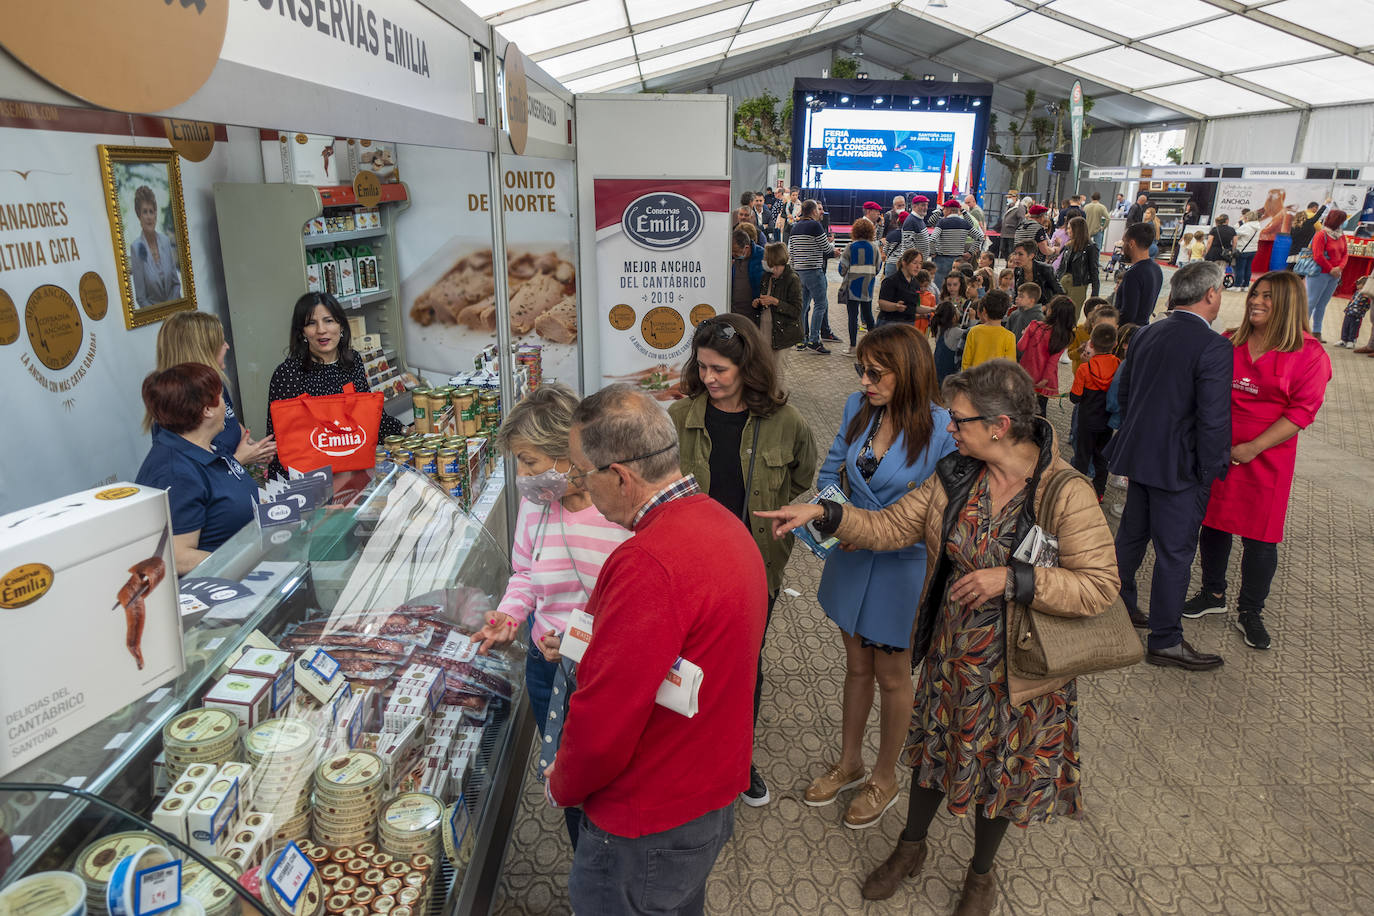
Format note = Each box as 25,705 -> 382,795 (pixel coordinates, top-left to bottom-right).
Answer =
622,193 -> 703,251
312,425 -> 368,457
1,564 -> 54,609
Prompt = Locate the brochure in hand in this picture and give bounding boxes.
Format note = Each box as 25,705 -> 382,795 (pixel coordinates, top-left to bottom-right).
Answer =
791,484 -> 849,559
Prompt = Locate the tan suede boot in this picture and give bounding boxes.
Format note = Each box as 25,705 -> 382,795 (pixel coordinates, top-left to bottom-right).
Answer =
953,863 -> 997,916
860,837 -> 927,900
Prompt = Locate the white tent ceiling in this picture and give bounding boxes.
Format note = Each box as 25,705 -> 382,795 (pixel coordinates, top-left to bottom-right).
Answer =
472,0 -> 1374,125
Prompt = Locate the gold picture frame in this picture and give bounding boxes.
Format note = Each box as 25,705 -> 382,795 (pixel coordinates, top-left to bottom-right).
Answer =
97,144 -> 197,329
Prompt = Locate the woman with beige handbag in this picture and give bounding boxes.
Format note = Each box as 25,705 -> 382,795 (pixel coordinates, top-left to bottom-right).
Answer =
759,359 -> 1128,916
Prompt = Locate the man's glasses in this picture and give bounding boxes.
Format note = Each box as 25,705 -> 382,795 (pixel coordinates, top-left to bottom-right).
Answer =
568,443 -> 676,486
854,363 -> 889,382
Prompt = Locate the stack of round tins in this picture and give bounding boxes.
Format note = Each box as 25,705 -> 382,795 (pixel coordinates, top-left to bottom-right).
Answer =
179,856 -> 242,916
377,795 -> 443,861
260,848 -> 325,916
162,710 -> 239,781
73,832 -> 160,916
0,871 -> 86,916
312,751 -> 385,847
244,719 -> 318,840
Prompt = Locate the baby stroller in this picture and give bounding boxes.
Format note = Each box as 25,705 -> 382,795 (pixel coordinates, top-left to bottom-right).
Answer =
1104,243 -> 1127,283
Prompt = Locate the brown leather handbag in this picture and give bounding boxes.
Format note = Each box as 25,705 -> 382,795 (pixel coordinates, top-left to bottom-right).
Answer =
1007,469 -> 1144,680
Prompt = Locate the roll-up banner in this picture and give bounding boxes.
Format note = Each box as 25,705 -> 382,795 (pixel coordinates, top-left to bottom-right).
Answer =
592,179 -> 731,398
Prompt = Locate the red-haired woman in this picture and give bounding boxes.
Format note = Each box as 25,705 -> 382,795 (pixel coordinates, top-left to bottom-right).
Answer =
803,323 -> 956,829
136,362 -> 258,573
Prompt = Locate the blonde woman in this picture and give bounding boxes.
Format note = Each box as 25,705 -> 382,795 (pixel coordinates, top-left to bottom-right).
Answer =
1142,206 -> 1162,260
148,311 -> 276,466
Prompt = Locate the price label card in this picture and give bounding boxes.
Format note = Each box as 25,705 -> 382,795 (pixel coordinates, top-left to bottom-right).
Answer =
267,842 -> 314,909
134,860 -> 182,916
308,649 -> 340,682
449,794 -> 470,849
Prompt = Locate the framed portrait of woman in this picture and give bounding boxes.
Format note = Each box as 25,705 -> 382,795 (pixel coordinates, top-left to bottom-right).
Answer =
97,145 -> 197,329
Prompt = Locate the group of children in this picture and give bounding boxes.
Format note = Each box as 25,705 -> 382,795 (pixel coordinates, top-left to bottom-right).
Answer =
922,280 -> 1138,502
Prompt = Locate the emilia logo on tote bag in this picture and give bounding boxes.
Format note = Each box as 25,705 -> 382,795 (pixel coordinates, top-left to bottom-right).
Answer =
311,425 -> 367,457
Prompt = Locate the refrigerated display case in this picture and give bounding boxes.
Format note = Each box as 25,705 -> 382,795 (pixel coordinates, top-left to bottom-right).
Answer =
0,464 -> 531,916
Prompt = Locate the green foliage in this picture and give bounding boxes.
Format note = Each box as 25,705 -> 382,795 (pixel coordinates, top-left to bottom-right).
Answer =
1166,147 -> 1183,164
988,89 -> 1096,192
831,57 -> 860,79
733,90 -> 793,162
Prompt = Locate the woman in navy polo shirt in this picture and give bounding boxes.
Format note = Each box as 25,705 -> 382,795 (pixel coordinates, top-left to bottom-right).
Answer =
145,310 -> 276,466
136,363 -> 258,573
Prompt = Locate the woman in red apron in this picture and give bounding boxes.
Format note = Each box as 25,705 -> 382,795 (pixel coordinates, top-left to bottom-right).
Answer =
1184,271 -> 1332,650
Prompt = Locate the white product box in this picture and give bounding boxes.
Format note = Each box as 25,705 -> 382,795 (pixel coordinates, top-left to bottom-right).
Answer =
214,631 -> 281,680
203,674 -> 272,733
349,139 -> 399,183
188,774 -> 240,855
222,811 -> 272,869
305,257 -> 322,293
152,763 -> 219,842
358,333 -> 383,351
0,483 -> 184,777
263,132 -> 349,186
217,761 -> 255,808
229,648 -> 294,713
294,648 -> 346,705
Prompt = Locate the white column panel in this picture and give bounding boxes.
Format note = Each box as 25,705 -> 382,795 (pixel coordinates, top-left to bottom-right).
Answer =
1197,111 -> 1301,164
1301,104 -> 1374,163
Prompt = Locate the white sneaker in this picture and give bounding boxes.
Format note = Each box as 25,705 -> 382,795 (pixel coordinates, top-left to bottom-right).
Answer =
1059,353 -> 1072,365
842,345 -> 852,355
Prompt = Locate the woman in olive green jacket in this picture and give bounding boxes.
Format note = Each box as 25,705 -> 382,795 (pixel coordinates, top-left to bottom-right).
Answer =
668,313 -> 818,806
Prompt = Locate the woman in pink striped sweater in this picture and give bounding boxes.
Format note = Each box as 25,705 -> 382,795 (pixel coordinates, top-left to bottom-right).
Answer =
474,383 -> 630,844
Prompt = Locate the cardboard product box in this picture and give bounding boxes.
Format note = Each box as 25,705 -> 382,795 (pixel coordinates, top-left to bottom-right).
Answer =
349,316 -> 369,341
214,631 -> 281,681
350,139 -> 399,183
354,245 -> 380,293
358,333 -> 383,351
304,252 -> 323,294
0,484 -> 184,777
294,648 -> 346,705
222,811 -> 272,870
217,761 -> 255,808
430,705 -> 468,741
229,648 -> 294,713
188,774 -> 240,855
203,673 -> 272,733
152,763 -> 219,842
335,247 -> 358,298
264,132 -> 349,186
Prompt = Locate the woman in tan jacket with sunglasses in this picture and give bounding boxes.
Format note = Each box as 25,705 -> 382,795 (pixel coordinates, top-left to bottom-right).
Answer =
759,359 -> 1118,916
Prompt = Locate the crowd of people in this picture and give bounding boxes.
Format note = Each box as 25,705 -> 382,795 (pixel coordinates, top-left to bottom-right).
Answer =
466,181 -> 1346,916
126,179 -> 1353,916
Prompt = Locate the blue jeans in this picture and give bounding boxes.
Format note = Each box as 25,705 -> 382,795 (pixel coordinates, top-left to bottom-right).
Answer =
797,268 -> 828,344
569,805 -> 734,916
526,640 -> 583,848
1306,271 -> 1341,335
1091,229 -> 1105,252
932,254 -> 956,291
1234,251 -> 1256,288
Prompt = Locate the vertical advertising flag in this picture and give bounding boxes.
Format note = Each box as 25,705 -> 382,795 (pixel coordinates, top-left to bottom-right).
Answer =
593,179 -> 731,397
1070,81 -> 1084,194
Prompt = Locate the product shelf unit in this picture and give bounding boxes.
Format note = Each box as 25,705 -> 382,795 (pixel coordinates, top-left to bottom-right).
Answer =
212,182 -> 413,438
0,466 -> 526,916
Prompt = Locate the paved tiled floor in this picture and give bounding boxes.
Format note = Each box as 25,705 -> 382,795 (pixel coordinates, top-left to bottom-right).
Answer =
493,273 -> 1374,915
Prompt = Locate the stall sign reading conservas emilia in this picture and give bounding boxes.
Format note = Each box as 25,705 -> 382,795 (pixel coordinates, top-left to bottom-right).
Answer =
593,179 -> 730,396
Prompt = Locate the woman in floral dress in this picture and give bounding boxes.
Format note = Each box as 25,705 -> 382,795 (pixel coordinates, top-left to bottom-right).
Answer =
760,360 -> 1119,916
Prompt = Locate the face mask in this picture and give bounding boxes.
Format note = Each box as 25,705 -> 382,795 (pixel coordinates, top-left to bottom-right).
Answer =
516,466 -> 570,506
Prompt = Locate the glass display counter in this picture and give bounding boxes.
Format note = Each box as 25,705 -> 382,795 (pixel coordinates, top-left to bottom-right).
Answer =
0,464 -> 530,916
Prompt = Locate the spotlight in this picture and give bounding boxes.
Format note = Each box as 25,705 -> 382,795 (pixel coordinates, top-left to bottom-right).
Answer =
840,95 -> 850,103
922,73 -> 935,81
856,71 -> 869,80
936,98 -> 946,106
911,98 -> 921,105
972,99 -> 981,107
874,97 -> 883,104
805,94 -> 814,101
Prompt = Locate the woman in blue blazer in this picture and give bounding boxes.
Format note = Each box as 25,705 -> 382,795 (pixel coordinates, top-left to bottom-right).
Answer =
804,323 -> 957,830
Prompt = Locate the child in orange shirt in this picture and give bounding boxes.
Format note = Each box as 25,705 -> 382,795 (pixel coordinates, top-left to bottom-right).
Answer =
1070,322 -> 1123,499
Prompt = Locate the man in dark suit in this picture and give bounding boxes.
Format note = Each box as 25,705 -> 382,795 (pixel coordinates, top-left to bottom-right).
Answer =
1107,261 -> 1233,671
1007,241 -> 1064,305
1114,222 -> 1164,326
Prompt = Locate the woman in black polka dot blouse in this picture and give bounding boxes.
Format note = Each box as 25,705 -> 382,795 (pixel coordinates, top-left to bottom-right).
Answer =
265,291 -> 405,478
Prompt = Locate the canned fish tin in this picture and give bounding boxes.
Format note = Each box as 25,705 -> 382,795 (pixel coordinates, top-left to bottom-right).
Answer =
261,849 -> 325,916
355,844 -> 377,859
383,864 -> 408,879
0,871 -> 86,916
371,896 -> 395,915
315,751 -> 384,795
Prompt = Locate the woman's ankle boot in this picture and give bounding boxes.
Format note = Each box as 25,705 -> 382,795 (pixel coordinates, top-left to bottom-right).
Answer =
860,837 -> 927,900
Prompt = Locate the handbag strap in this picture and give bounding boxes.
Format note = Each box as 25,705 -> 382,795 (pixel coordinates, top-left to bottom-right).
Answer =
1035,467 -> 1093,531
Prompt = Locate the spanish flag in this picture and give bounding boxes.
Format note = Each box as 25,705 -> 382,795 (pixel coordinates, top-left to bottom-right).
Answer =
951,154 -> 961,195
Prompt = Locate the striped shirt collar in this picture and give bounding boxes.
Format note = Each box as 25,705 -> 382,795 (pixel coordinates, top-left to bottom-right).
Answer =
631,475 -> 701,529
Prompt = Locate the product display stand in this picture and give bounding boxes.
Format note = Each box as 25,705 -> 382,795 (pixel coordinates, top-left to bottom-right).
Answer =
213,182 -> 413,437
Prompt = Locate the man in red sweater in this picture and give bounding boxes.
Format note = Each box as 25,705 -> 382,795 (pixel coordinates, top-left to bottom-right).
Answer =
549,384 -> 767,915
